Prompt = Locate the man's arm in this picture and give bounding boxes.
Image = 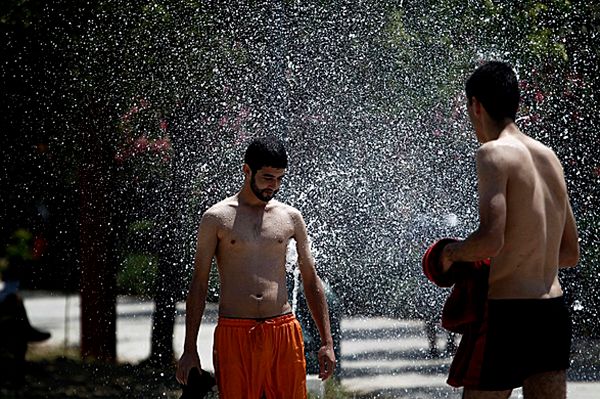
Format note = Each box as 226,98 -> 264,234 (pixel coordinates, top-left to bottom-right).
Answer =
559,198 -> 579,267
176,212 -> 219,385
292,209 -> 336,380
442,145 -> 508,271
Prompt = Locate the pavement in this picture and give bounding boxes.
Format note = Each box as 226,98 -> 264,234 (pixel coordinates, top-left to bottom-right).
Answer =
22,292 -> 600,398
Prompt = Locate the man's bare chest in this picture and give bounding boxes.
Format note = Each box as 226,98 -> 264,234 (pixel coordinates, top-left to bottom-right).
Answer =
218,211 -> 294,249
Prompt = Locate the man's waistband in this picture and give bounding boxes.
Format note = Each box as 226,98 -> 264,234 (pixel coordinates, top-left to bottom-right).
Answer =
217,312 -> 296,327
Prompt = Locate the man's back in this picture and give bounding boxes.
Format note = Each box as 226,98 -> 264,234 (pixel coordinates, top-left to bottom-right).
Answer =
438,60 -> 578,397
486,129 -> 569,299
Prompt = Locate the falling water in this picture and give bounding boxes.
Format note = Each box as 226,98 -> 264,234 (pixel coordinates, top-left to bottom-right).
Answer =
1,1 -> 599,397
286,239 -> 301,314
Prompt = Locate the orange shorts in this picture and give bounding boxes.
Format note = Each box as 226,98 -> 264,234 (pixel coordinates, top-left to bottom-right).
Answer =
213,313 -> 307,399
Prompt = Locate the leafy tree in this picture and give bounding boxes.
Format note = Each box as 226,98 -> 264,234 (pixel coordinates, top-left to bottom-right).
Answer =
1,0 -> 225,363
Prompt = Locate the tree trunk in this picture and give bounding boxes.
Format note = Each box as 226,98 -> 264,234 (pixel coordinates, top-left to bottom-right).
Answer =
147,219 -> 179,367
78,103 -> 118,363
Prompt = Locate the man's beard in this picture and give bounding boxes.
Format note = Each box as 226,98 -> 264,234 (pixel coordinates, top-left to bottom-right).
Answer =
250,174 -> 278,202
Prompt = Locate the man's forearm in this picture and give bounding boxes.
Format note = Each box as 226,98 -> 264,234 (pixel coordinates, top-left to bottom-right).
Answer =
303,278 -> 333,346
183,286 -> 208,352
446,227 -> 502,264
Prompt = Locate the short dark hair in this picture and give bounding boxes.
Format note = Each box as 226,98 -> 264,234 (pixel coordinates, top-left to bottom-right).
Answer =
465,61 -> 520,122
244,136 -> 288,172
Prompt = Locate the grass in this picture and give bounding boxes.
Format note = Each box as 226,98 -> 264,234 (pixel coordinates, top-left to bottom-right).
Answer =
308,378 -> 353,399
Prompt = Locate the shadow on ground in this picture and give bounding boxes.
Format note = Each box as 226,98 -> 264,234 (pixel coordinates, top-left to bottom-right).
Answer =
0,350 -> 185,399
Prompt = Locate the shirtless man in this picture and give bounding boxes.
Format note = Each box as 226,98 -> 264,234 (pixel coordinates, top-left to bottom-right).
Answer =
176,136 -> 336,398
441,61 -> 579,398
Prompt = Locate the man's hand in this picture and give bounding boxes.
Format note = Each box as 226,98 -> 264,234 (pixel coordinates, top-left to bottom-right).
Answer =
176,351 -> 201,385
317,344 -> 336,380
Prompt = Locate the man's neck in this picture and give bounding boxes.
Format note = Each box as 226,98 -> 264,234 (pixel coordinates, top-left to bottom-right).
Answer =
483,119 -> 519,142
238,185 -> 269,208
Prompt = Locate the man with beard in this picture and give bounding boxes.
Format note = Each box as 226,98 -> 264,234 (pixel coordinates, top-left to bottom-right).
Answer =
176,136 -> 336,398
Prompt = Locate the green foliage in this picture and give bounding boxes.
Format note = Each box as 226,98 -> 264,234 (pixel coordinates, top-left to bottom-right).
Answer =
4,229 -> 33,261
128,219 -> 155,233
117,253 -> 158,298
384,0 -> 580,113
0,0 -> 44,27
482,3 -> 572,59
307,378 -> 354,399
125,219 -> 158,253
2,229 -> 35,280
74,0 -> 220,107
384,2 -> 474,113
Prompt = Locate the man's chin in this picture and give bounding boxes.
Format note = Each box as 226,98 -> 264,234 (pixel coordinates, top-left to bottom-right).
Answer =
260,195 -> 274,202
251,190 -> 275,202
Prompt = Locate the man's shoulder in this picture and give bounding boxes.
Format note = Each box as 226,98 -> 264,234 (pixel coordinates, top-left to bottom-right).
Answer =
268,199 -> 300,212
202,197 -> 237,221
480,136 -> 519,151
477,136 -> 528,165
476,141 -> 507,164
487,134 -> 558,164
268,200 -> 303,218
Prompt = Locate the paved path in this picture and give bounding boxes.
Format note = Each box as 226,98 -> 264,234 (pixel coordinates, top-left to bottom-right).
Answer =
22,292 -> 600,398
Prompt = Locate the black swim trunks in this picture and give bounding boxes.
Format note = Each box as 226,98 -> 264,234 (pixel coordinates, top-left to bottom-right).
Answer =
475,295 -> 572,390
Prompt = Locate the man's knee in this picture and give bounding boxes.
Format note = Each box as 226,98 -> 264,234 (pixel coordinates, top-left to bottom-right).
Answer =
523,370 -> 566,399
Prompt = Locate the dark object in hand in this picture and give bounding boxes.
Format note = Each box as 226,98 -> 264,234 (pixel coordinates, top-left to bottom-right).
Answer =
179,367 -> 216,399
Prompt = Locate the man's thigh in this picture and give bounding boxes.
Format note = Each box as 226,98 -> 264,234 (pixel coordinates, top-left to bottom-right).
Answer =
265,318 -> 307,399
463,389 -> 512,399
522,370 -> 566,399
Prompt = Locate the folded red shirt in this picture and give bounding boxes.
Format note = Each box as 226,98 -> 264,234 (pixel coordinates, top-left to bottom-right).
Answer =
422,239 -> 491,387
422,239 -> 490,333
422,238 -> 459,288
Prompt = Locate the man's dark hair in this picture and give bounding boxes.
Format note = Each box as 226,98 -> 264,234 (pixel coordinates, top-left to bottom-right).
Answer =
465,61 -> 520,122
244,136 -> 288,172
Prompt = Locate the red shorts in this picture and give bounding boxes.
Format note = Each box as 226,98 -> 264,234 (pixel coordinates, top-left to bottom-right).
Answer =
213,313 -> 307,399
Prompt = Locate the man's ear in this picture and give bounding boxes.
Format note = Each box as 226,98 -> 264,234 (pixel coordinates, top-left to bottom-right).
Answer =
471,97 -> 483,116
243,164 -> 251,178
